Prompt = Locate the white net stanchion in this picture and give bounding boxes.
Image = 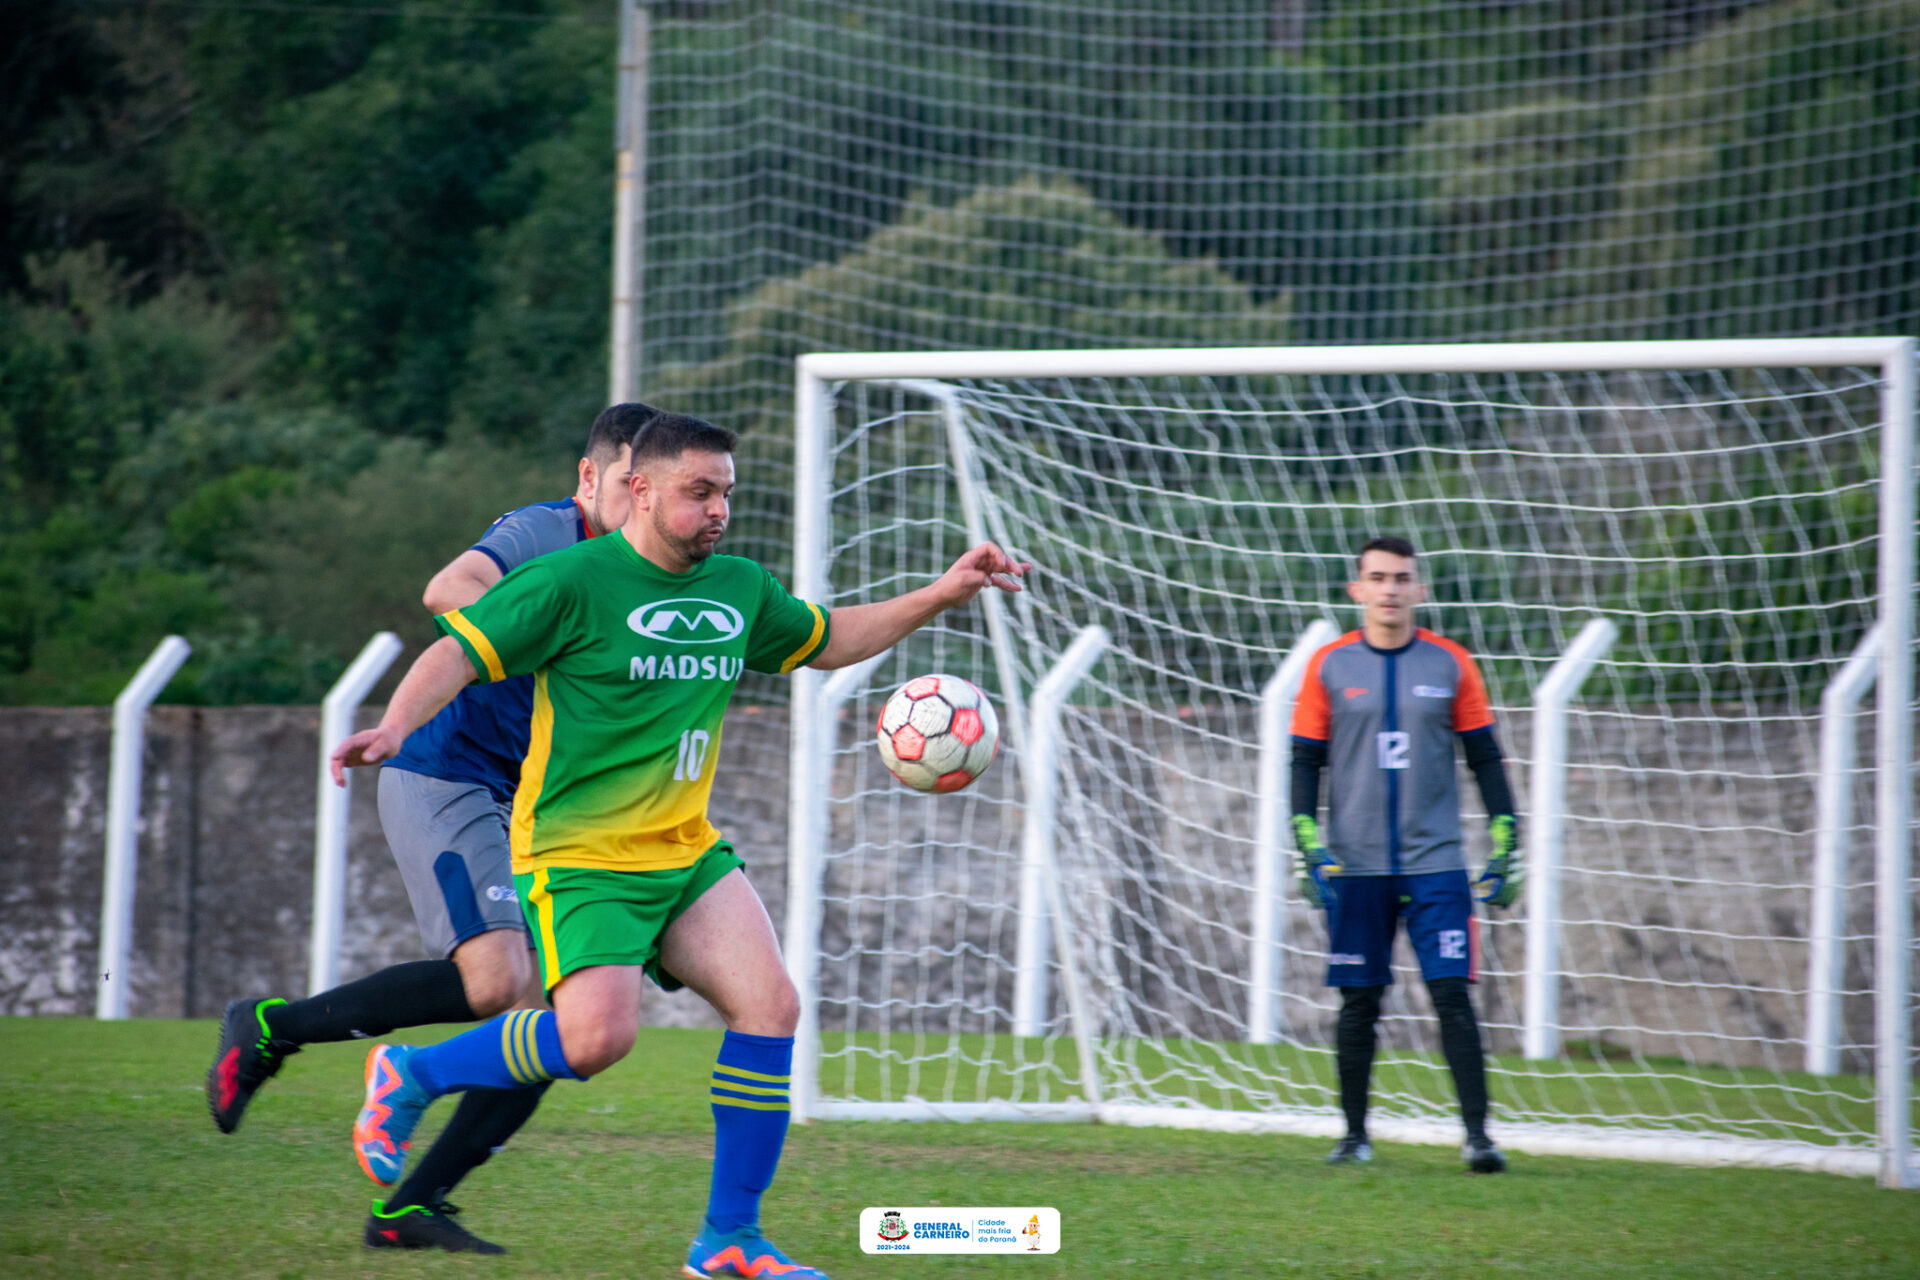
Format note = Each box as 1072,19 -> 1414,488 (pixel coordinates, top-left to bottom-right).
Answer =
786,340 -> 1916,1185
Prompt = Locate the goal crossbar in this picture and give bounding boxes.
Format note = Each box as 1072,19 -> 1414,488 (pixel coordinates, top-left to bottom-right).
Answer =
797,338 -> 1913,382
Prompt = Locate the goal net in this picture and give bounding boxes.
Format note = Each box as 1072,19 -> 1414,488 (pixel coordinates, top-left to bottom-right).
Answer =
782,340 -> 1916,1185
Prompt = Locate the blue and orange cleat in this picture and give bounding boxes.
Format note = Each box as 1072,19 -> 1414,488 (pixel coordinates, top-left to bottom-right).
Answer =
354,1044 -> 432,1186
682,1222 -> 830,1278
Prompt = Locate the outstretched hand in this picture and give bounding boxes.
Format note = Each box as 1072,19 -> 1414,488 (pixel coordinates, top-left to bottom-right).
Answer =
328,726 -> 407,787
938,542 -> 1031,607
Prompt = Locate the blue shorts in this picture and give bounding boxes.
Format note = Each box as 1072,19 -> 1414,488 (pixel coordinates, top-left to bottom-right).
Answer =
1323,869 -> 1475,988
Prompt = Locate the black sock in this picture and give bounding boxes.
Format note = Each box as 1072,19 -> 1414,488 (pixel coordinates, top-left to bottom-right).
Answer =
1336,985 -> 1383,1140
264,960 -> 476,1044
1428,975 -> 1490,1142
389,1081 -> 551,1210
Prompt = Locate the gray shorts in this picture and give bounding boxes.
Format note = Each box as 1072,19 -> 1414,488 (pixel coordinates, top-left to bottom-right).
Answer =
377,767 -> 528,959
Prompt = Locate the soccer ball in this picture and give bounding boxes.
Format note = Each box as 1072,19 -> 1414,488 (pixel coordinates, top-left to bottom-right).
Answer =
875,674 -> 1000,793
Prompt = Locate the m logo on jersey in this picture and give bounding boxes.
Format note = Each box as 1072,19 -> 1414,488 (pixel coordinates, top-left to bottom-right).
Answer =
1413,685 -> 1453,698
627,598 -> 745,645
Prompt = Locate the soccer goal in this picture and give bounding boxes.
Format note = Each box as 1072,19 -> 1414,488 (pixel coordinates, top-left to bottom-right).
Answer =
781,339 -> 1917,1188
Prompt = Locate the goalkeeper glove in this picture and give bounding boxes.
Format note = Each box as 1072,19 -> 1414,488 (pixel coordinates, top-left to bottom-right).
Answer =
1291,815 -> 1342,911
1473,814 -> 1523,908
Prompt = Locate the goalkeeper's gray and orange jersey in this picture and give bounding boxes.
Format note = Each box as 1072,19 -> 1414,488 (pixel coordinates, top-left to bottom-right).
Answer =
1291,628 -> 1495,877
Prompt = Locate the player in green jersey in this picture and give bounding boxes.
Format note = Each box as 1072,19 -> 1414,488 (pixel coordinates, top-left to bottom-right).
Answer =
330,413 -> 1028,1278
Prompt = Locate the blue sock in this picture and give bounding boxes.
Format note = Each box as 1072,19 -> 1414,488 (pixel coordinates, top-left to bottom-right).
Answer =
405,1009 -> 579,1096
704,1031 -> 793,1234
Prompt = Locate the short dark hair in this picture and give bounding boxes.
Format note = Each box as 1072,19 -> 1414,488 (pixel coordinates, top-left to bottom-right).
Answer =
631,412 -> 737,468
1357,536 -> 1417,567
585,401 -> 661,463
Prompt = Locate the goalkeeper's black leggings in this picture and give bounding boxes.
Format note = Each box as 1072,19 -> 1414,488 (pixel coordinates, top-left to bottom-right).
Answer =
1336,978 -> 1489,1142
1335,986 -> 1383,1140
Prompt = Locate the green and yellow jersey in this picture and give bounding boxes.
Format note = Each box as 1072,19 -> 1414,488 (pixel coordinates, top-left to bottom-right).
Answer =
435,533 -> 829,875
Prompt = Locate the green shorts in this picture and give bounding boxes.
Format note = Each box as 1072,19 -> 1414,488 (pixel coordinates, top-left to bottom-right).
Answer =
514,842 -> 744,996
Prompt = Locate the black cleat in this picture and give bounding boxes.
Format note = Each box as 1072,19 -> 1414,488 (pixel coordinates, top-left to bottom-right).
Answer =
1325,1135 -> 1374,1164
365,1200 -> 506,1254
1463,1136 -> 1508,1173
207,997 -> 300,1133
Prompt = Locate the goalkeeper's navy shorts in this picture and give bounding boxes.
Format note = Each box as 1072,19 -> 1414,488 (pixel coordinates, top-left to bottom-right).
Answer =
1324,869 -> 1474,987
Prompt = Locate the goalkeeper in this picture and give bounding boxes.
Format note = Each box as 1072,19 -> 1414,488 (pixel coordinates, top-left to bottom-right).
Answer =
1290,536 -> 1520,1174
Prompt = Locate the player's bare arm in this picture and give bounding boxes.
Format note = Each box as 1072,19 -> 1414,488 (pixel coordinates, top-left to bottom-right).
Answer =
328,636 -> 478,783
421,435 -> 636,616
811,542 -> 1030,670
422,549 -> 504,615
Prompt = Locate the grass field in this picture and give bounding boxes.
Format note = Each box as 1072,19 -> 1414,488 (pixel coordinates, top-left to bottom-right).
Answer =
4,1018 -> 1916,1279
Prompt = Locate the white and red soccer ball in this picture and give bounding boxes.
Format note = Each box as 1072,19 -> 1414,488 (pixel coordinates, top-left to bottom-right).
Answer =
875,673 -> 1000,793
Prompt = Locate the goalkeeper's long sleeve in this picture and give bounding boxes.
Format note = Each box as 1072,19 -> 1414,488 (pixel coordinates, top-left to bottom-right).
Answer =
1460,725 -> 1516,830
1291,736 -> 1328,826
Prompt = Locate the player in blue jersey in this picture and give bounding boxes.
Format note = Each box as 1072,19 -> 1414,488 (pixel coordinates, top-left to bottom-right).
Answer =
1291,536 -> 1523,1173
205,401 -> 660,1252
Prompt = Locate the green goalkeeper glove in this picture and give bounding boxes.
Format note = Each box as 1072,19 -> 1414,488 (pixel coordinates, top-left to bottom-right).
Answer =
1473,814 -> 1523,908
1291,814 -> 1342,911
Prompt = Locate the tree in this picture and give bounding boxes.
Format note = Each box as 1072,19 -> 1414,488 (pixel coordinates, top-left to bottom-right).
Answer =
1562,0 -> 1920,340
170,1 -> 612,437
1396,98 -> 1627,341
650,174 -> 1290,437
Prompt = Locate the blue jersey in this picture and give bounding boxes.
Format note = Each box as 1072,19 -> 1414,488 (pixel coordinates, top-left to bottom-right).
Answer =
386,497 -> 600,802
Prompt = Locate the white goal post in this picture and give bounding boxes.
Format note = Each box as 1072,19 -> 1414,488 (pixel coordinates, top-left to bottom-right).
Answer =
783,338 -> 1916,1188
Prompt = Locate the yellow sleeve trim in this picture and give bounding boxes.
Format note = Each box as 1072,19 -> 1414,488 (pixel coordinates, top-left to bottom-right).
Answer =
443,608 -> 505,683
777,603 -> 828,674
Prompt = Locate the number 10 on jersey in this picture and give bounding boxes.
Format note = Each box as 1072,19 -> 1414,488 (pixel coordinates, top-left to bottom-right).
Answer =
675,729 -> 712,781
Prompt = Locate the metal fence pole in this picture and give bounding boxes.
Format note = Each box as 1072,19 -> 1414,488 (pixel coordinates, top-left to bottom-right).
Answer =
309,632 -> 404,995
97,636 -> 192,1020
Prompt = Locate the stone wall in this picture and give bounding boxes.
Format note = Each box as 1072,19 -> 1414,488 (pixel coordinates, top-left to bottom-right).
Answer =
1,701 -> 1895,1072
0,705 -> 794,1028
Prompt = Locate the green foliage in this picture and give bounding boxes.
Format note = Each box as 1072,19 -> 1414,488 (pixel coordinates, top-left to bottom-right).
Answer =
1564,0 -> 1920,339
456,96 -> 617,457
3,566 -> 227,705
644,0 -> 1372,363
1398,99 -> 1630,339
0,247 -> 266,520
171,1 -> 612,437
225,436 -> 557,666
1310,0 -> 1773,148
652,175 -> 1289,433
0,3 -> 198,292
0,0 -> 1913,703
